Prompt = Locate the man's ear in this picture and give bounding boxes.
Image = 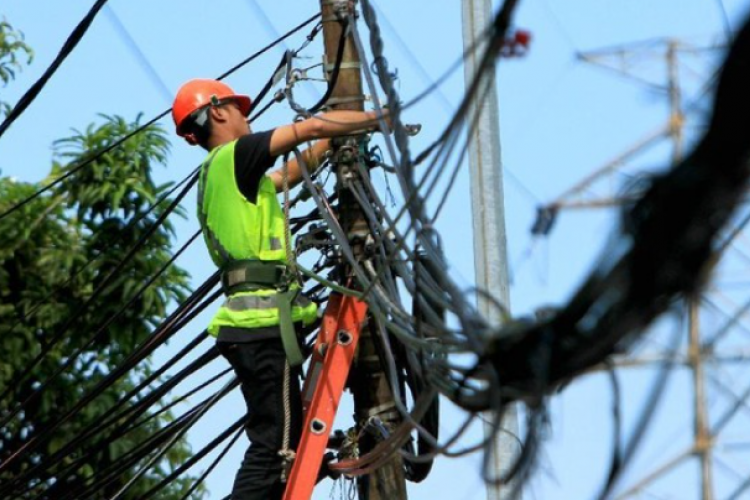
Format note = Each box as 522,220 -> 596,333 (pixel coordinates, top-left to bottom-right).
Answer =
209,105 -> 228,124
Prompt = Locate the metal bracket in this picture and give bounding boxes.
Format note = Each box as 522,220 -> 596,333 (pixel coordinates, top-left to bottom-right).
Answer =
320,0 -> 356,19
361,401 -> 396,418
324,61 -> 362,73
324,95 -> 367,106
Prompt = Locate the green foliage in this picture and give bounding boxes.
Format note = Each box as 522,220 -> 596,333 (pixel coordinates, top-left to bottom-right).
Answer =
0,114 -> 201,499
0,18 -> 33,117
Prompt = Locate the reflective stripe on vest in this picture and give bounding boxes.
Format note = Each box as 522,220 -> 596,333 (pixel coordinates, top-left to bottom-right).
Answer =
224,292 -> 312,312
207,289 -> 317,337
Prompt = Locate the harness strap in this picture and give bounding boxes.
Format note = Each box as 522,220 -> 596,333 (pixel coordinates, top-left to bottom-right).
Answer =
221,259 -> 287,294
220,259 -> 306,366
277,289 -> 305,367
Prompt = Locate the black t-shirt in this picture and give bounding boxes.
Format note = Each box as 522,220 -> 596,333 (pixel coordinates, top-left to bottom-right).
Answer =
233,129 -> 277,203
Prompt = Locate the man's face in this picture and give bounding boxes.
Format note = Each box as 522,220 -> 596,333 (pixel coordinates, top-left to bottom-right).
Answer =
222,100 -> 250,136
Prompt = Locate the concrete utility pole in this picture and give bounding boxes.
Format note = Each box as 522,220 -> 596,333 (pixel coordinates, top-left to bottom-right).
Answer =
461,1 -> 521,499
318,1 -> 407,498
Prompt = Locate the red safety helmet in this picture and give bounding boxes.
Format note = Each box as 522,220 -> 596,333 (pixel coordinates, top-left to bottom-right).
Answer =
172,79 -> 252,145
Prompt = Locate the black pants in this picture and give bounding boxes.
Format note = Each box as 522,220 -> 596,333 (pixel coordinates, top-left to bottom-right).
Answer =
217,338 -> 303,500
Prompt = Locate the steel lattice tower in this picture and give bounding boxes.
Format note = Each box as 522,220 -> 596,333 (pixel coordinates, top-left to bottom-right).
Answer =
532,35 -> 750,500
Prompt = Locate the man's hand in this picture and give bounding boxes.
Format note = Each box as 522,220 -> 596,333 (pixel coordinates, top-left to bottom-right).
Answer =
269,110 -> 390,156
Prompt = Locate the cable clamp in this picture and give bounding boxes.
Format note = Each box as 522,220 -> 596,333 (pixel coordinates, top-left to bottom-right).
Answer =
321,0 -> 356,19
324,61 -> 362,73
321,14 -> 344,23
324,95 -> 367,106
359,401 -> 396,419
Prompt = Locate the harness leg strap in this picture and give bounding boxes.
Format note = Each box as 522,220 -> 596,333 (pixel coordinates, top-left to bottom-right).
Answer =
277,289 -> 305,367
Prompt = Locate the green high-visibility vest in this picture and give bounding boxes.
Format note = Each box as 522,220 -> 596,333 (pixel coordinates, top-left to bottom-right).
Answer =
197,140 -> 317,336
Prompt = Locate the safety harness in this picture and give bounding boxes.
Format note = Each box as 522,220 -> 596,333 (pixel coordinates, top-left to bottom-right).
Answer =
198,143 -> 309,367
220,259 -> 305,366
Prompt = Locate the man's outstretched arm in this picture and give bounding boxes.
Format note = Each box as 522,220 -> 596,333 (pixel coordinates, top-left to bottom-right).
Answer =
268,110 -> 386,157
267,109 -> 389,191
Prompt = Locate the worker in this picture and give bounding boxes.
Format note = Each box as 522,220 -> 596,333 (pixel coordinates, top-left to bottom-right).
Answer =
172,78 -> 386,500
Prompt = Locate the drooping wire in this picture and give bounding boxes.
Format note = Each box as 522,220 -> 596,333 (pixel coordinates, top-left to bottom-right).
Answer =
0,19 -> 332,488
0,12 -> 322,224
0,0 -> 109,140
2,165 -> 199,349
0,232 -> 211,475
293,0 -> 532,476
0,174 -> 199,419
138,417 -> 245,500
4,341 -> 223,499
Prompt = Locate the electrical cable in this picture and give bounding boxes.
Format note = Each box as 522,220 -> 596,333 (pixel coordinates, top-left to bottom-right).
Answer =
2,165 -> 199,352
216,13 -> 321,82
309,0 -> 534,476
0,177 -> 199,428
175,423 -> 245,500
106,379 -> 238,500
8,346 -> 225,499
350,11 -> 491,350
428,80 -> 495,223
12,368 -> 230,500
0,13 -> 322,224
0,269 -> 217,477
294,147 -> 374,291
0,0 -> 109,140
0,111 -> 169,223
57,381 -> 237,500
361,0 -> 524,336
104,4 -> 172,102
369,2 -> 454,114
1,9 -> 356,498
39,332 -> 213,473
0,18 -> 328,484
0,269 -> 218,490
307,18 -> 349,113
139,417 -> 245,500
12,0 -> 748,493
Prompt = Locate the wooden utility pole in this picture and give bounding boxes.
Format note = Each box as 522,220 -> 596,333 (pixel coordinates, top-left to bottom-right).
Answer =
318,1 -> 407,498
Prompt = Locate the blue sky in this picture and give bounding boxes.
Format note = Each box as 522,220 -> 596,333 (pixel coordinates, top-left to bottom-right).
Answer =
2,1 -> 750,499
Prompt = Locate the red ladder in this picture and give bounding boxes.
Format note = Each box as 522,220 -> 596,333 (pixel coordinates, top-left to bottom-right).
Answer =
283,293 -> 368,500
